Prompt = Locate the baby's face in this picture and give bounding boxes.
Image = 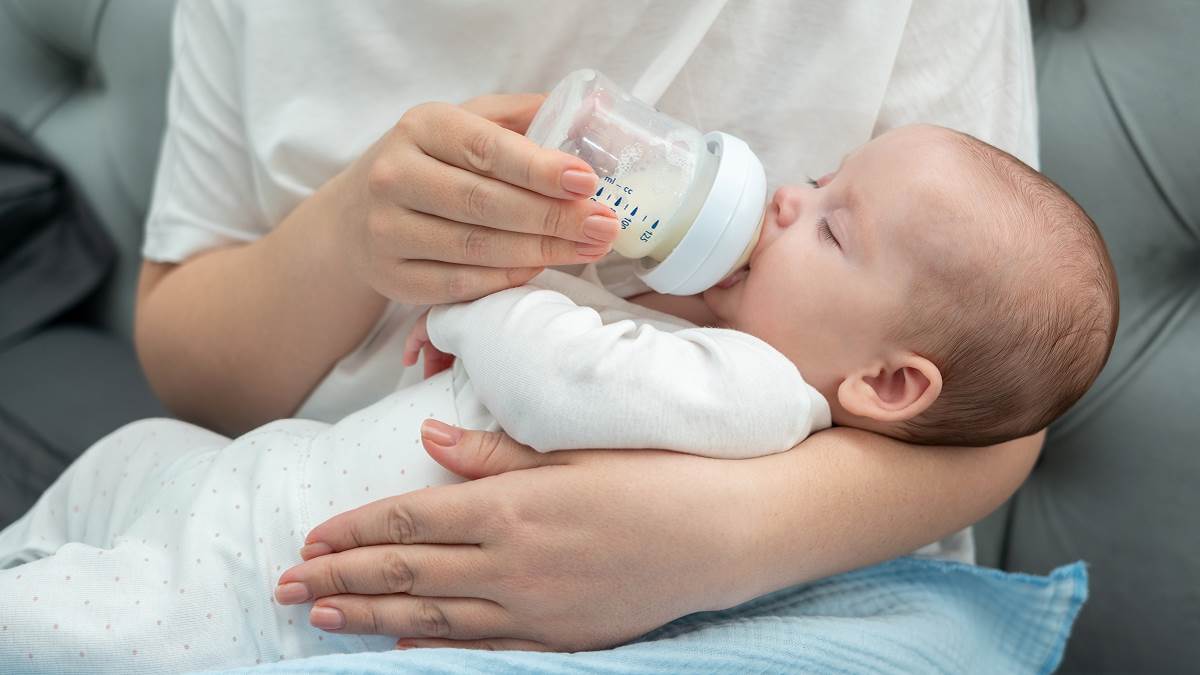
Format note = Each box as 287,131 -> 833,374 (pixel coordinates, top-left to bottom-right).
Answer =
703,126 -> 971,398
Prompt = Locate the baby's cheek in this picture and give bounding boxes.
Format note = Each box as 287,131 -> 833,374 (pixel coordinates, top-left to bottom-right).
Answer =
742,273 -> 825,346
735,296 -> 787,343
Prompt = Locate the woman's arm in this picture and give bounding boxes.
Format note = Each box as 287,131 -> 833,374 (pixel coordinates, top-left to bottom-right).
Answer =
136,96 -> 618,436
139,2 -> 614,433
135,175 -> 386,435
719,428 -> 1042,602
275,424 -> 1041,651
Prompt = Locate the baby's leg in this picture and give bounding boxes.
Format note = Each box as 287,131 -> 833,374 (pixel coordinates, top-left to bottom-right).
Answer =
0,416 -> 347,672
0,537 -> 230,672
0,419 -> 228,568
0,370 -> 489,671
0,419 -> 242,672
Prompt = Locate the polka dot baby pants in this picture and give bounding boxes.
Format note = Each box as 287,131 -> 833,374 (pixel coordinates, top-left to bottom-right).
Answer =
0,370 -> 486,672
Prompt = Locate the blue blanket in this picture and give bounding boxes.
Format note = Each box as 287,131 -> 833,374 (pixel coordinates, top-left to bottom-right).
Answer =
208,557 -> 1087,675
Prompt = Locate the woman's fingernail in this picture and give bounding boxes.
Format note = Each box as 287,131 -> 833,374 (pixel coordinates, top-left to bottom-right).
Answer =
274,582 -> 310,605
310,606 -> 345,630
561,169 -> 597,196
300,542 -> 333,559
576,241 -> 610,257
421,419 -> 462,447
583,215 -> 619,243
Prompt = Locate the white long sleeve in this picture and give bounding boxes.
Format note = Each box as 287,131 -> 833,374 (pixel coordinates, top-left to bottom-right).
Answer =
426,273 -> 829,458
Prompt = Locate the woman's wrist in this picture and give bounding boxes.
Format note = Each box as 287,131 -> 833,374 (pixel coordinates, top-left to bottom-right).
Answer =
137,169 -> 391,432
275,167 -> 386,312
704,455 -> 806,609
646,455 -> 781,614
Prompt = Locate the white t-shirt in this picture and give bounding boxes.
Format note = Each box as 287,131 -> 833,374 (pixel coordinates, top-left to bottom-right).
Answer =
144,0 -> 1037,419
143,0 -> 1037,563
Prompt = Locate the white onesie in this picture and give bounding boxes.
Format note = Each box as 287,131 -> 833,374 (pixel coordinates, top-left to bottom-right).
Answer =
0,270 -> 828,673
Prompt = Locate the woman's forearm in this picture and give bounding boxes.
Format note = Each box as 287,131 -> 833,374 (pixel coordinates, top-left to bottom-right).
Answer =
726,427 -> 1043,604
135,170 -> 387,435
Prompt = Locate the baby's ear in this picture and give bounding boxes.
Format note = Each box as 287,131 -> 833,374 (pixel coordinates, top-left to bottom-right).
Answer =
836,353 -> 942,424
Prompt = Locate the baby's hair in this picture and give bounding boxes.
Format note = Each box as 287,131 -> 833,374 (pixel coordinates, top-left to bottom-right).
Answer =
894,129 -> 1119,447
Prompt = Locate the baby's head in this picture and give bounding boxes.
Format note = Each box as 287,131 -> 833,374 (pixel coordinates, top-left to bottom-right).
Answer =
704,124 -> 1118,446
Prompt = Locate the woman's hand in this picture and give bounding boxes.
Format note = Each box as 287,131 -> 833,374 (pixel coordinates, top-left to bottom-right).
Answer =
136,94 -> 621,433
275,422 -> 755,651
332,94 -> 620,305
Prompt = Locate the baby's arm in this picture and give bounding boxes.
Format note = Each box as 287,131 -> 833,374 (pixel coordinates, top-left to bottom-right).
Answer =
425,286 -> 828,458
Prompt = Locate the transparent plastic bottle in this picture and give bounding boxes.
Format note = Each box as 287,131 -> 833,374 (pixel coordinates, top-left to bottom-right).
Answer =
527,69 -> 766,295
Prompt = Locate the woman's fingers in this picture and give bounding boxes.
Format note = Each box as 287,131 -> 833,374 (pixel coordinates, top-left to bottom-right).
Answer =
371,208 -> 610,267
395,637 -> 551,652
401,101 -> 595,200
382,153 -> 618,244
299,426 -> 570,555
300,480 -> 495,554
346,96 -> 621,306
310,594 -> 513,640
277,544 -> 495,601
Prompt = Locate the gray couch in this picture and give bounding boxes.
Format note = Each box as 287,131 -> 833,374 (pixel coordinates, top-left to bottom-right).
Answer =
1,0 -> 1196,671
0,0 -> 170,512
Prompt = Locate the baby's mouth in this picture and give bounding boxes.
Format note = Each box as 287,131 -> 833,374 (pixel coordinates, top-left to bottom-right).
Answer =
715,265 -> 750,289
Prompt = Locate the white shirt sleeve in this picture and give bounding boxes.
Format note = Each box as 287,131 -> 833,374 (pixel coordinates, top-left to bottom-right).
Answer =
142,0 -> 264,263
426,286 -> 830,458
873,0 -> 1039,167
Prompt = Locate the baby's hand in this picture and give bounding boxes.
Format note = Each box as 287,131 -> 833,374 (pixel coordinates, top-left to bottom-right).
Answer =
402,311 -> 455,379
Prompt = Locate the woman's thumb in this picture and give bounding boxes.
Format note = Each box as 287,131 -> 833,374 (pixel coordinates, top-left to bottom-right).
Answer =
419,419 -> 553,479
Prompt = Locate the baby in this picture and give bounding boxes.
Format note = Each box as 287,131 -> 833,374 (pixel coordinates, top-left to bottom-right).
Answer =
0,125 -> 1117,672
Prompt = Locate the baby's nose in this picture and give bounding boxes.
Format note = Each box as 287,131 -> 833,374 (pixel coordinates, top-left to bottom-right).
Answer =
772,185 -> 807,228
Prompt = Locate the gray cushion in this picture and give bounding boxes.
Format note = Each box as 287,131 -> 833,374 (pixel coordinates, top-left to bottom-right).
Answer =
0,0 -> 173,525
988,1 -> 1200,672
0,325 -> 166,527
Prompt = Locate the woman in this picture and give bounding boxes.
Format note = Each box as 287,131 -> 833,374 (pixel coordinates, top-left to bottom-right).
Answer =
135,0 -> 1042,652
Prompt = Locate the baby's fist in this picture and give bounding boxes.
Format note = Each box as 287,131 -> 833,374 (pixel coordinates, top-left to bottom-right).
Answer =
402,311 -> 455,379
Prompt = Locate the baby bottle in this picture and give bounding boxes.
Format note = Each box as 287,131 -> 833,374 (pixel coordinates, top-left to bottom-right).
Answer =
527,69 -> 766,295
